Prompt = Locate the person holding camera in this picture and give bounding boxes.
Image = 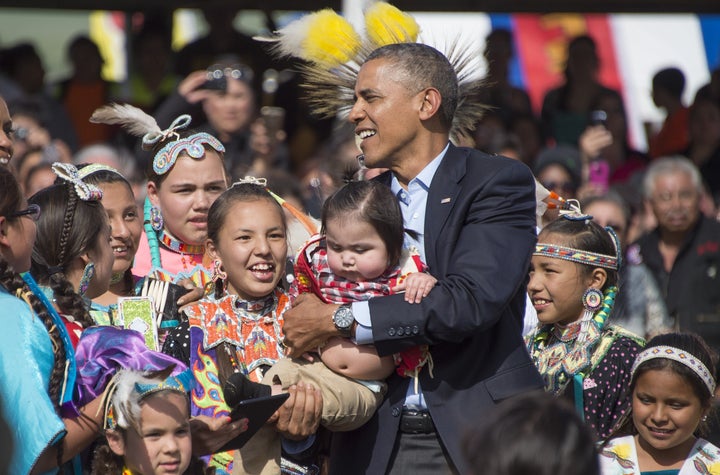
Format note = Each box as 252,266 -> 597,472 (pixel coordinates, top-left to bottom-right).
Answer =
153,61 -> 289,180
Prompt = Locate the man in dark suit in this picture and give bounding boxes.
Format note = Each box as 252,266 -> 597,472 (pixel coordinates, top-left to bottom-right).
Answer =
282,42 -> 543,474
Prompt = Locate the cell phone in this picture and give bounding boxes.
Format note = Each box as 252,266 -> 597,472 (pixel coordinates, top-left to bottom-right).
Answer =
590,110 -> 607,128
588,159 -> 610,193
220,393 -> 291,452
260,106 -> 285,145
199,76 -> 227,92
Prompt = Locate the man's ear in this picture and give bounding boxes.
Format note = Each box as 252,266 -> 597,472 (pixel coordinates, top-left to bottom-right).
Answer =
147,181 -> 160,207
105,429 -> 126,457
418,88 -> 442,121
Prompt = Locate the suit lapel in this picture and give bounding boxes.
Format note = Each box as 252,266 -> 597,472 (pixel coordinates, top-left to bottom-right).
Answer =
425,144 -> 466,269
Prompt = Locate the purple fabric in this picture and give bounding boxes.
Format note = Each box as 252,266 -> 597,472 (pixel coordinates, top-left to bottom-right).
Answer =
74,326 -> 187,406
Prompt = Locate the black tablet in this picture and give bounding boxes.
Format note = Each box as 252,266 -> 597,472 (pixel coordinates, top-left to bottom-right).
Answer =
219,392 -> 291,452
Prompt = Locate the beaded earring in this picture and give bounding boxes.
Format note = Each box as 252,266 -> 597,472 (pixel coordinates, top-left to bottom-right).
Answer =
150,205 -> 164,232
78,262 -> 96,296
211,259 -> 227,283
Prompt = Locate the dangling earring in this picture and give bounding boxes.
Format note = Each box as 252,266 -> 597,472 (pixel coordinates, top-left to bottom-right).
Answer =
581,288 -> 603,321
211,259 -> 227,283
577,287 -> 603,343
150,205 -> 164,232
78,262 -> 96,296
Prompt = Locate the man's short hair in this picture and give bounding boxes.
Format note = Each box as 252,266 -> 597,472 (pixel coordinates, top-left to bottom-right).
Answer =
642,155 -> 702,199
365,43 -> 458,128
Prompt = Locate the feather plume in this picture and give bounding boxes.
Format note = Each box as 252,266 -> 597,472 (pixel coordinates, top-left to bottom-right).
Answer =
90,103 -> 162,138
107,366 -> 177,430
265,9 -> 362,68
365,2 -> 420,48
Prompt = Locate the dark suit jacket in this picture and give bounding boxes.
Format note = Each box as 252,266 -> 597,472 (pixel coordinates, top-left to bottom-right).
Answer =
329,144 -> 544,474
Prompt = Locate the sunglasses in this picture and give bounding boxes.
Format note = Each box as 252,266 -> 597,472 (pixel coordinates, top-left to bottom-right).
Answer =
6,203 -> 41,221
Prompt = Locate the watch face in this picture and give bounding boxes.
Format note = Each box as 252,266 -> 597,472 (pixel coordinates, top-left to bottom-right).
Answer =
334,306 -> 354,330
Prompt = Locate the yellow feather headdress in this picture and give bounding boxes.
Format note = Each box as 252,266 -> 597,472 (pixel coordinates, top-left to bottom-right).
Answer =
257,2 -> 485,142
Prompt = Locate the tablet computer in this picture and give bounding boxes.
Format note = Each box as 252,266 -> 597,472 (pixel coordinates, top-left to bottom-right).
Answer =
219,392 -> 291,452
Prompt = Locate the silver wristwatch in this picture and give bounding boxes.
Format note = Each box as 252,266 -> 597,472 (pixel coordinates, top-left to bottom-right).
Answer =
332,304 -> 354,338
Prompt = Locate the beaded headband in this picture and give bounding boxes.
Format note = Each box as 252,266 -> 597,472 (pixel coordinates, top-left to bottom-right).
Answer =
104,367 -> 195,430
146,115 -> 225,175
77,163 -> 122,179
52,162 -> 103,202
534,243 -> 618,270
631,345 -> 716,394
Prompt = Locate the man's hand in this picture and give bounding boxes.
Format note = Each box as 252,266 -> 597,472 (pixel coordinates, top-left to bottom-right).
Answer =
273,382 -> 322,441
189,415 -> 248,456
283,293 -> 339,357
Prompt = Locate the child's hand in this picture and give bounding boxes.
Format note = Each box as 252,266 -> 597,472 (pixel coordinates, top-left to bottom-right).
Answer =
394,273 -> 437,304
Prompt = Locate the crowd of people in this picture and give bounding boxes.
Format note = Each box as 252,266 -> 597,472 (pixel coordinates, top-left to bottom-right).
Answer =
1,4 -> 720,475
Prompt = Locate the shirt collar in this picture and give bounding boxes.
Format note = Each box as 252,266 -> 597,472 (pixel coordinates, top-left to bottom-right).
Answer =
390,143 -> 449,195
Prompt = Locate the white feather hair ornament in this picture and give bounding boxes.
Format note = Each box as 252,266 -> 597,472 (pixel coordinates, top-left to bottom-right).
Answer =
90,103 -> 162,144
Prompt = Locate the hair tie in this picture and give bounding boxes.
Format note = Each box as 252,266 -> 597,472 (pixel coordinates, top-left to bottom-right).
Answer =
51,163 -> 103,202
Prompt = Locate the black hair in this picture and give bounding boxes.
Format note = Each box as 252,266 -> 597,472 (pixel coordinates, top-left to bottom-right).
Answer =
29,179 -> 108,328
321,180 -> 405,269
604,332 -> 716,442
366,43 -> 458,128
653,67 -> 685,99
539,217 -> 619,289
463,391 -> 599,475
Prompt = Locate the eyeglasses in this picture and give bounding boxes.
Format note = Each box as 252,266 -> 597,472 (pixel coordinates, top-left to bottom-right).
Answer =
5,203 -> 41,221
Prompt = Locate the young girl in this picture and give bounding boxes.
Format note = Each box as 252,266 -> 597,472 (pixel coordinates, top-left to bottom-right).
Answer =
0,166 -> 106,474
76,163 -> 143,325
91,366 -> 205,475
161,180 -> 291,474
28,162 -> 115,346
525,210 -> 644,439
90,105 -> 228,284
600,333 -> 720,474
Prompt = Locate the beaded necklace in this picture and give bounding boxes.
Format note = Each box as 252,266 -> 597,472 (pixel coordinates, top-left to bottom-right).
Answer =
159,229 -> 205,256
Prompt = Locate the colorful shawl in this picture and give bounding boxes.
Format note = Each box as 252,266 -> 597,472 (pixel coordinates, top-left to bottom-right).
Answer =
600,435 -> 720,474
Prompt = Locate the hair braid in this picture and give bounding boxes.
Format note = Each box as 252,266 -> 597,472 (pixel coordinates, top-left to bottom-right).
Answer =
0,258 -> 67,410
49,271 -> 95,329
57,184 -> 78,265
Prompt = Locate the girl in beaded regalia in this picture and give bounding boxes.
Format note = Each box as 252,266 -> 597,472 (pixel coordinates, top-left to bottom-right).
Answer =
90,105 -> 228,288
525,207 -> 644,439
600,333 -> 720,474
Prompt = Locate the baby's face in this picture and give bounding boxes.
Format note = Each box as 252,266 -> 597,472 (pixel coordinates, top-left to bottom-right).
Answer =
325,217 -> 390,282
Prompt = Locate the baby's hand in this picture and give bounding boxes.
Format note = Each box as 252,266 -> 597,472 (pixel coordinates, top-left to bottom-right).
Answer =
395,273 -> 437,304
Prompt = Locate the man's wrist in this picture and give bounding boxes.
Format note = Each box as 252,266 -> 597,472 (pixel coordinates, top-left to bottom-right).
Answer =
331,304 -> 355,338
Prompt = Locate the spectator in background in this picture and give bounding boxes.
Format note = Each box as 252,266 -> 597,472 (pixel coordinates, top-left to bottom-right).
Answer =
120,20 -> 179,113
631,156 -> 720,352
54,35 -> 118,148
510,113 -> 544,167
153,62 -> 288,180
648,67 -> 690,159
541,35 -> 622,147
578,90 -> 650,189
0,42 -> 78,151
583,193 -> 671,338
683,95 -> 720,200
0,95 -> 14,167
23,162 -> 55,197
463,392 -> 600,475
479,29 -> 533,123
